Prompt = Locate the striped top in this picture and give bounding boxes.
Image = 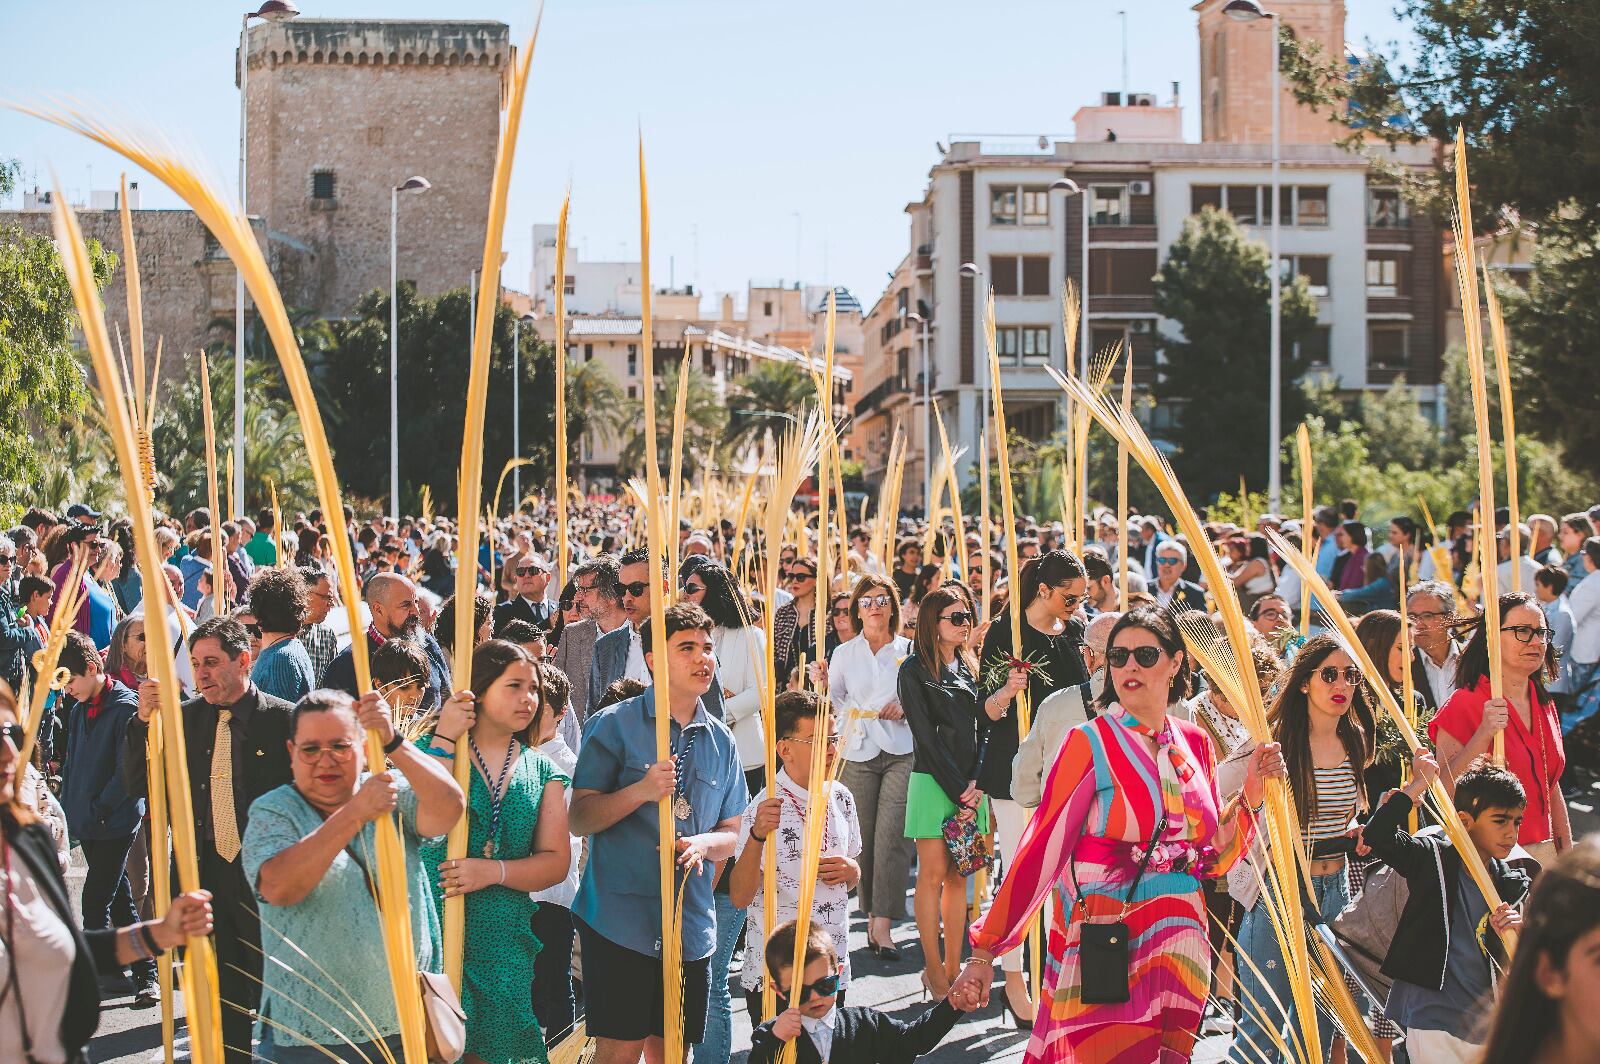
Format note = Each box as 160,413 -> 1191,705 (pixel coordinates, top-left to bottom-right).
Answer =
1306,761 -> 1360,841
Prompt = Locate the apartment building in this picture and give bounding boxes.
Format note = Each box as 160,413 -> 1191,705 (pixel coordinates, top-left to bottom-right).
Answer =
860,0 -> 1444,486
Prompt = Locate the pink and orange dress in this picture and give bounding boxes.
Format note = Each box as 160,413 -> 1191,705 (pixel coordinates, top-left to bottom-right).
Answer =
970,704 -> 1257,1063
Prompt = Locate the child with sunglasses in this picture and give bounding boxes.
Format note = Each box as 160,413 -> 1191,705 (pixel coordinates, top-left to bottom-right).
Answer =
747,919 -> 973,1064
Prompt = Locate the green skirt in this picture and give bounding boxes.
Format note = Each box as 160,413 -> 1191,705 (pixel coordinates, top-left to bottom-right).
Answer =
904,771 -> 992,838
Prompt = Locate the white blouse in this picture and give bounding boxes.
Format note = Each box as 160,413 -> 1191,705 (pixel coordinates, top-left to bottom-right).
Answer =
827,634 -> 914,761
0,859 -> 74,1064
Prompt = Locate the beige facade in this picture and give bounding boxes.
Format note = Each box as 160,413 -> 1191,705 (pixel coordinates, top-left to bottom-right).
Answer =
243,19 -> 510,315
856,254 -> 934,511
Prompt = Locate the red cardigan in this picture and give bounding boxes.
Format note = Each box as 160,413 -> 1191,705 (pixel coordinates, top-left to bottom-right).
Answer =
1428,675 -> 1565,844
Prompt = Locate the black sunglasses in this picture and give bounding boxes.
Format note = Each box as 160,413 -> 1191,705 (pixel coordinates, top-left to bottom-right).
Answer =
620,581 -> 651,598
1317,665 -> 1363,686
682,581 -> 706,595
0,722 -> 24,748
1107,645 -> 1164,669
245,623 -> 263,638
776,972 -> 840,1003
940,611 -> 974,627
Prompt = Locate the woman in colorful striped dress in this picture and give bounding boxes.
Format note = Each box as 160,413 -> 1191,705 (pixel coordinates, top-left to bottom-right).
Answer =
954,608 -> 1284,1063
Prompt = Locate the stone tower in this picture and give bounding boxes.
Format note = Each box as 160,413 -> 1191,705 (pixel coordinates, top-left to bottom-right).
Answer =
241,19 -> 511,316
1195,0 -> 1345,144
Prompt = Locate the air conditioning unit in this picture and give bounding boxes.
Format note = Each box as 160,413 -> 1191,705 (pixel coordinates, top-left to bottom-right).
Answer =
1129,93 -> 1157,107
1128,180 -> 1152,196
1129,320 -> 1154,335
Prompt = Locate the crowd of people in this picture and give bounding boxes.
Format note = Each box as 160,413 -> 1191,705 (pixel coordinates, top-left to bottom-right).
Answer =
5,490 -> 1600,1064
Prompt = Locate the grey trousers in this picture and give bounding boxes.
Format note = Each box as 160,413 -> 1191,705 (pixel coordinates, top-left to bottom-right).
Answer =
840,751 -> 915,921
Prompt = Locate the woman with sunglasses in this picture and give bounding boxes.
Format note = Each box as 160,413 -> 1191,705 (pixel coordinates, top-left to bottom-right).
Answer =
976,549 -> 1091,1027
1430,590 -> 1571,870
773,557 -> 827,686
899,586 -> 992,1001
957,608 -> 1282,1062
1227,634 -> 1377,1064
824,574 -> 915,961
829,592 -> 857,645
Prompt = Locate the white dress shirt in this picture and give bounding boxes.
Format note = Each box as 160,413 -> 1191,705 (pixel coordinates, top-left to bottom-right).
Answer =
801,1007 -> 838,1059
1417,640 -> 1462,707
623,621 -> 649,683
827,634 -> 914,760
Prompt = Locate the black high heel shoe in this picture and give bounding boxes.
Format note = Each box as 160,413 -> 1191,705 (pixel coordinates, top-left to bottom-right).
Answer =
868,938 -> 901,962
1001,985 -> 1035,1031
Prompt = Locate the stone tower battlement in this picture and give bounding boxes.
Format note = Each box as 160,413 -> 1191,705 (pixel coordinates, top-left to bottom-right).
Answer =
242,20 -> 512,78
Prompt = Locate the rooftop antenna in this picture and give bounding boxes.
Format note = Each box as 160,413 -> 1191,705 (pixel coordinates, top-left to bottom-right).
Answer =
1120,10 -> 1129,102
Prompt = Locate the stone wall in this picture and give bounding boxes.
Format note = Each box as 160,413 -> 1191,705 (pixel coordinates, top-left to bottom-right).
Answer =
243,20 -> 509,316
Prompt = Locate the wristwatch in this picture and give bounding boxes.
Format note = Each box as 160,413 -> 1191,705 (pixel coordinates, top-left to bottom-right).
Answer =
382,732 -> 405,755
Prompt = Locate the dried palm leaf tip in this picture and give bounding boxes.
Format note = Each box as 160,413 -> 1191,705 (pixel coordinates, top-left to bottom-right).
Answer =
554,188 -> 571,588
51,187 -> 227,1064
1296,423 -> 1314,633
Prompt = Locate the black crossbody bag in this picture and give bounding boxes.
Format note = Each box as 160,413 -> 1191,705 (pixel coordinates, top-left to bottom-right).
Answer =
1069,814 -> 1164,1004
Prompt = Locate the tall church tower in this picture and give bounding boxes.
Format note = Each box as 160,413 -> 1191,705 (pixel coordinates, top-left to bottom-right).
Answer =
1196,0 -> 1345,144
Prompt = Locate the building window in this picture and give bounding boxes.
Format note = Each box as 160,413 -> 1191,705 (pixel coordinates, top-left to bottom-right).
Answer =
1281,255 -> 1331,296
763,300 -> 773,316
990,255 -> 1018,296
991,187 -> 1018,226
1225,185 -> 1259,225
1296,324 -> 1332,367
1366,255 -> 1406,297
1368,188 -> 1409,227
584,343 -> 594,362
1369,325 -> 1407,369
627,345 -> 638,376
1191,185 -> 1223,214
1089,249 -> 1158,296
311,169 -> 336,200
702,349 -> 714,376
1091,325 -> 1129,359
627,385 -> 637,399
1020,326 -> 1051,365
994,327 -> 1020,364
1091,185 -> 1127,226
1021,256 -> 1050,296
1293,186 -> 1329,226
896,289 -> 909,315
896,349 -> 910,388
1021,188 -> 1050,225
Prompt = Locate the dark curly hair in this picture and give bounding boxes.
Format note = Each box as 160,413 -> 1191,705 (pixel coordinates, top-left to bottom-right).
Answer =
246,567 -> 309,636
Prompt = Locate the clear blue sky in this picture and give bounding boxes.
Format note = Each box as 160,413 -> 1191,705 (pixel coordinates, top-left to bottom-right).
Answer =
1,0 -> 1410,313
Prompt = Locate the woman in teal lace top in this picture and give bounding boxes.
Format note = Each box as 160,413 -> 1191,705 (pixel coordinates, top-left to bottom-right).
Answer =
423,640 -> 572,1064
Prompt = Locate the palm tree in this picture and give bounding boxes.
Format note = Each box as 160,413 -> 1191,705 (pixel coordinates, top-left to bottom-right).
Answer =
724,360 -> 817,460
618,364 -> 728,479
37,413 -> 125,515
565,357 -> 626,461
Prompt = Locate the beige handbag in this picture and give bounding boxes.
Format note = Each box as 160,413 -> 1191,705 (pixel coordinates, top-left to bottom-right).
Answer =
418,970 -> 468,1063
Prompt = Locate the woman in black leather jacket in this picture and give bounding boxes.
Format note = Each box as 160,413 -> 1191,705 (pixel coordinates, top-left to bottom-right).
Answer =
898,585 -> 996,1000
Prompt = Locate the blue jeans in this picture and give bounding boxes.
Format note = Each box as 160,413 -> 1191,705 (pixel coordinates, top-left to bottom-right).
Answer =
692,891 -> 746,1064
256,1030 -> 403,1063
1230,870 -> 1359,1064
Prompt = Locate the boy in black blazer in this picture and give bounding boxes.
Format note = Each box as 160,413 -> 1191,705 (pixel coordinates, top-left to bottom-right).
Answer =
748,919 -> 974,1064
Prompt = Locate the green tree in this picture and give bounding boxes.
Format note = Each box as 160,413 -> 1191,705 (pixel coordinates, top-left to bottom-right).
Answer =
564,358 -> 626,465
1355,376 -> 1441,471
0,214 -> 115,523
149,354 -> 317,517
1153,207 -> 1318,499
311,282 -> 567,515
618,364 -> 727,479
725,361 -> 818,458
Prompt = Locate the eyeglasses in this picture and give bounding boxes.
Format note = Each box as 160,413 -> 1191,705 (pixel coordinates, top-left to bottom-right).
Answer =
1317,665 -> 1363,687
940,611 -> 974,627
294,740 -> 357,762
516,565 -> 541,576
244,623 -> 263,638
786,733 -> 842,749
1107,645 -> 1164,669
620,581 -> 651,598
1409,609 -> 1452,624
0,722 -> 24,749
681,581 -> 706,595
0,555 -> 13,565
1155,556 -> 1184,567
831,607 -> 851,617
858,594 -> 893,609
786,569 -> 816,582
776,973 -> 840,1003
574,582 -> 599,596
1503,624 -> 1552,645
1256,608 -> 1289,620
1050,587 -> 1086,609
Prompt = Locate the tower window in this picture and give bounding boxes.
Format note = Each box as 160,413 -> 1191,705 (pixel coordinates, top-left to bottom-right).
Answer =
311,169 -> 337,200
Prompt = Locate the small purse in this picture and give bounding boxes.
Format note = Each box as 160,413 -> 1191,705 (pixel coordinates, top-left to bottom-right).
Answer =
940,721 -> 992,877
347,844 -> 468,1063
1069,818 -> 1163,1005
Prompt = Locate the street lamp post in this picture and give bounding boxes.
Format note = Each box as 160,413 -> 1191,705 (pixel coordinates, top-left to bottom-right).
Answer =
905,310 -> 932,513
1225,0 -> 1283,512
390,175 -> 430,522
958,261 -> 985,479
1049,177 -> 1092,517
237,0 -> 299,519
514,313 -> 535,509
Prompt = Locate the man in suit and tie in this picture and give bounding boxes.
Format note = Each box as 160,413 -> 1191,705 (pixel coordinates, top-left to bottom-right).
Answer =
1151,540 -> 1207,613
126,616 -> 294,1064
588,548 -> 726,720
494,551 -> 556,635
1406,580 -> 1462,712
1134,516 -> 1172,581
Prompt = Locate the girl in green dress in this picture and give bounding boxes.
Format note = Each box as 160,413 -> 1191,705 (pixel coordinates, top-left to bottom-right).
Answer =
423,639 -> 573,1064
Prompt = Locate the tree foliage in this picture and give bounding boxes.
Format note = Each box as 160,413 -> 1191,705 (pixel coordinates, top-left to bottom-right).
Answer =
1153,207 -> 1318,499
725,361 -> 818,458
310,282 -> 575,515
0,220 -> 114,523
617,361 -> 728,479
